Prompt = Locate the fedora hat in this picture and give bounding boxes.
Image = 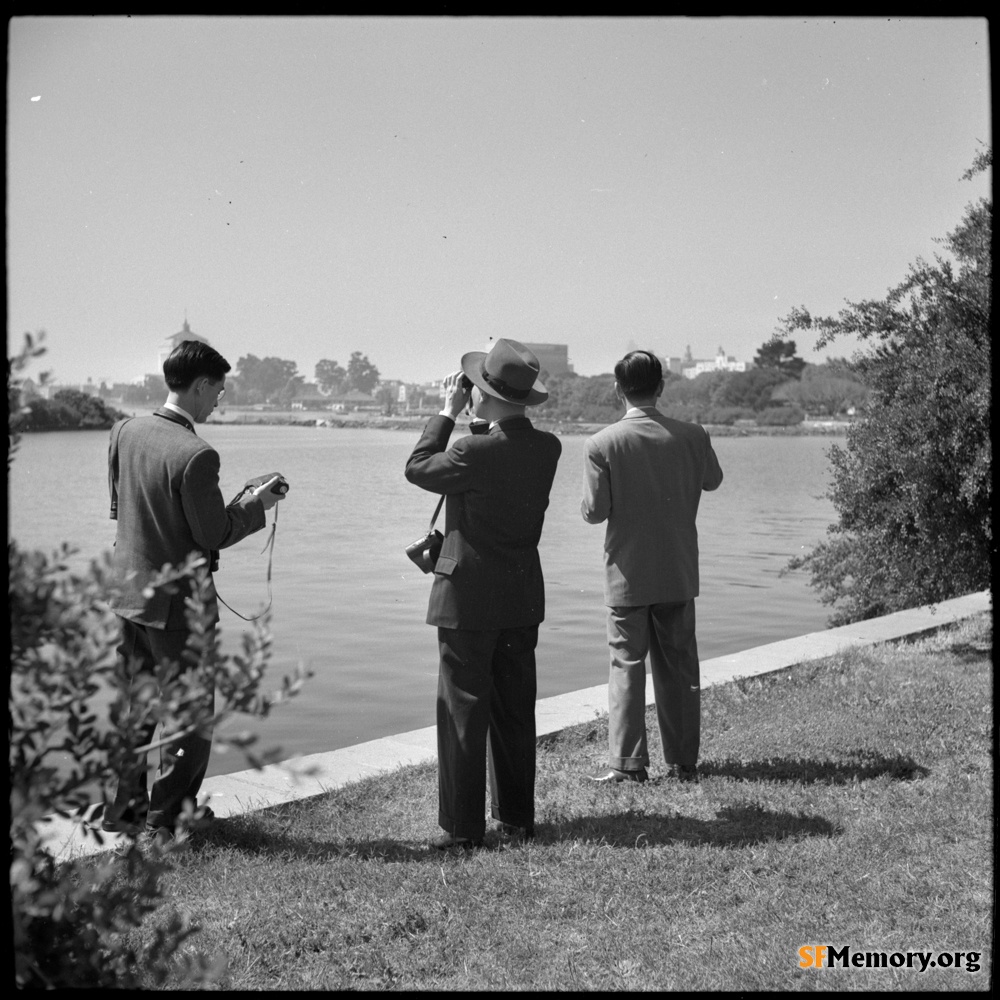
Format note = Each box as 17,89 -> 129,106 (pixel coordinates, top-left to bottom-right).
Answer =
461,339 -> 548,406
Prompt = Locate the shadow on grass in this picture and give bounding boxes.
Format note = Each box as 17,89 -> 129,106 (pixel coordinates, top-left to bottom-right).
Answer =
197,801 -> 838,860
198,821 -> 436,862
698,752 -> 929,784
549,804 -> 839,848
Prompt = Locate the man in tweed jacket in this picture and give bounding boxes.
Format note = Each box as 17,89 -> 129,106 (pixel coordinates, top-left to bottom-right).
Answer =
582,350 -> 722,785
105,340 -> 285,839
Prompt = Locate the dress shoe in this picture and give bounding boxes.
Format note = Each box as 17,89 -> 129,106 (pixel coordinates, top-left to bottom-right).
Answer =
499,822 -> 535,841
430,832 -> 483,851
667,764 -> 699,783
586,767 -> 648,784
143,806 -> 216,847
101,808 -> 147,835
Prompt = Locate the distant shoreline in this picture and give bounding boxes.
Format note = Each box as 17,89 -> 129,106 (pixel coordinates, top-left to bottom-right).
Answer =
206,409 -> 852,436
17,408 -> 852,437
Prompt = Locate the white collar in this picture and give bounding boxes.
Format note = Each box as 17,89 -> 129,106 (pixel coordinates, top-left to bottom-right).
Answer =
163,401 -> 197,428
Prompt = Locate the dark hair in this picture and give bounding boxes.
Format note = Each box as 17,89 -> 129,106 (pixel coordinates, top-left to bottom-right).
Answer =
614,350 -> 663,398
162,340 -> 231,390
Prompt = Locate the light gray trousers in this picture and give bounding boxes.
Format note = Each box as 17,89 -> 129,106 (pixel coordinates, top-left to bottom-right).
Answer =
606,599 -> 700,771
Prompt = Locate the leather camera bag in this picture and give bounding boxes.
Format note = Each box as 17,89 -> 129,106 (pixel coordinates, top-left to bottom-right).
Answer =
405,495 -> 445,573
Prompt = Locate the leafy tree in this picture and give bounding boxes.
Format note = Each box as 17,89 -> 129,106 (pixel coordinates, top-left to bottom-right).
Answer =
784,147 -> 992,624
755,405 -> 806,426
536,372 -> 618,422
661,369 -> 730,409
754,338 -> 806,378
772,362 -> 869,416
52,389 -> 126,427
315,359 -> 347,396
8,356 -> 127,432
233,355 -> 303,405
709,367 -> 788,411
346,351 -> 380,395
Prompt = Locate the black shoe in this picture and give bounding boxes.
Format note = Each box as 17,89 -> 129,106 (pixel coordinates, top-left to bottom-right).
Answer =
586,767 -> 648,784
667,764 -> 699,783
431,833 -> 483,851
143,806 -> 215,846
499,822 -> 535,841
101,808 -> 147,835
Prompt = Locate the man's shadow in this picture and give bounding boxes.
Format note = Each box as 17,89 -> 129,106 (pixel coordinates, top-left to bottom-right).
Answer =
696,752 -> 929,784
549,804 -> 838,848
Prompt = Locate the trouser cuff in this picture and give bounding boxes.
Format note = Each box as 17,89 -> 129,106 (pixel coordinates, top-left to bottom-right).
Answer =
610,755 -> 648,771
439,812 -> 486,841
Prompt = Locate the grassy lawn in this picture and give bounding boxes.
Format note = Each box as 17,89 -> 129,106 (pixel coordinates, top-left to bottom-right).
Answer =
108,613 -> 991,990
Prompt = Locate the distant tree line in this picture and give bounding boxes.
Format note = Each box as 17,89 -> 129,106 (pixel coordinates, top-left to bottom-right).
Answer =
224,351 -> 381,406
11,387 -> 127,432
535,344 -> 868,426
11,348 -> 387,421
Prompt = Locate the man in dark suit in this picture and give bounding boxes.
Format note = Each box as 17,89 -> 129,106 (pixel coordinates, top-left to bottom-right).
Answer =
104,340 -> 286,840
581,350 -> 723,785
405,339 -> 561,849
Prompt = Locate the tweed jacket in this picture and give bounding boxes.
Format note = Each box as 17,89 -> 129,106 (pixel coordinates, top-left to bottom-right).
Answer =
581,406 -> 723,607
107,408 -> 266,629
405,414 -> 562,631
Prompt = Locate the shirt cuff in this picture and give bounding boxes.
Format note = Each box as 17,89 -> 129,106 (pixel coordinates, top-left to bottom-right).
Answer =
437,411 -> 456,422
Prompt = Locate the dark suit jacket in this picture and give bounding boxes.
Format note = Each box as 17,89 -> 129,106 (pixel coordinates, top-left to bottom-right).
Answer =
405,415 -> 562,630
581,407 -> 723,606
107,408 -> 266,629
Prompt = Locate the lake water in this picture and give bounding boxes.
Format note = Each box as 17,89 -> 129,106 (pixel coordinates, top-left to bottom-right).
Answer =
9,423 -> 840,776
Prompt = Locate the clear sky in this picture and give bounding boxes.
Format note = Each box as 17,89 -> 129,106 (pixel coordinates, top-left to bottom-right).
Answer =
7,16 -> 991,387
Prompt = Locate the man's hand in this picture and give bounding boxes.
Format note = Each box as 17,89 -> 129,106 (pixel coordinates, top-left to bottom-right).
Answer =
441,371 -> 472,421
253,475 -> 287,511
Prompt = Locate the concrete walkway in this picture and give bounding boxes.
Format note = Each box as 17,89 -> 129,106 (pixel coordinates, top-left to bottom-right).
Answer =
38,590 -> 991,861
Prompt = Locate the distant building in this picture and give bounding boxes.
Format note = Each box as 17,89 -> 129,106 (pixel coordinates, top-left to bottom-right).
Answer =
522,343 -> 574,379
289,383 -> 331,410
156,318 -> 210,372
668,347 -> 748,380
20,376 -> 100,400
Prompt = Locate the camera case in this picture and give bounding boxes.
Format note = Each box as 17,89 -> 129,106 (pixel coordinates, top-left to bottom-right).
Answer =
405,529 -> 443,573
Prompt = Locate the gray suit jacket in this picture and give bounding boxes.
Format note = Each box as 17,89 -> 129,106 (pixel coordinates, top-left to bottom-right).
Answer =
581,407 -> 723,606
107,408 -> 265,629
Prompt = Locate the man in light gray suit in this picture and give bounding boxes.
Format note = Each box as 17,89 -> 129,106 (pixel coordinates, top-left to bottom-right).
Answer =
581,350 -> 723,784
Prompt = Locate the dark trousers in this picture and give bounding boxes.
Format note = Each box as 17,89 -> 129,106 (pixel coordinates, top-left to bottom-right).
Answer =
436,625 -> 538,840
108,617 -> 215,831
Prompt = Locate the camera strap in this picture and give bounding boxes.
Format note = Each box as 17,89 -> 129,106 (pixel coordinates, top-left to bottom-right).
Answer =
428,494 -> 444,532
217,502 -> 280,622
